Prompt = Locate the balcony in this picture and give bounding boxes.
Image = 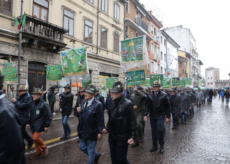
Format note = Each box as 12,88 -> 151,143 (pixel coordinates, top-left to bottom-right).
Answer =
135,17 -> 148,33
18,14 -> 69,53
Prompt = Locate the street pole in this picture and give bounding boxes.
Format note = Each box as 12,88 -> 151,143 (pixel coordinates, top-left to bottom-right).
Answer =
17,0 -> 24,93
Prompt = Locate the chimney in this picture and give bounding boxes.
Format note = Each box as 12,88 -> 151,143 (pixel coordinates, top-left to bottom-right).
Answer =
149,10 -> 152,15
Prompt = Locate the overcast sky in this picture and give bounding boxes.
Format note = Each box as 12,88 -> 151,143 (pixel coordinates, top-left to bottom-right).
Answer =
140,0 -> 230,79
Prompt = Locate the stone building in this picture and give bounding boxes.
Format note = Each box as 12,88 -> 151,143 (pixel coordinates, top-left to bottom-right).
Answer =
0,0 -> 126,99
205,67 -> 220,88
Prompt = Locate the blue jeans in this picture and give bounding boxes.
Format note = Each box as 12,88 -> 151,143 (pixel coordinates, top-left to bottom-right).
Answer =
80,139 -> 99,164
181,111 -> 187,123
150,117 -> 165,147
226,98 -> 229,104
62,115 -> 71,136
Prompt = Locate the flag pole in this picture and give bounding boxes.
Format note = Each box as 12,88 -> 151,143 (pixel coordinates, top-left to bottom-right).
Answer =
17,0 -> 23,95
131,32 -> 136,87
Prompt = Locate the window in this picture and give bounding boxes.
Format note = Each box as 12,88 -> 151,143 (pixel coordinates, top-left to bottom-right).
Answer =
147,64 -> 149,70
182,69 -> 184,73
114,33 -> 119,53
151,43 -> 154,53
101,0 -> 108,13
63,10 -> 74,36
147,22 -> 149,32
161,67 -> 163,74
125,0 -> 129,13
151,25 -> 153,35
84,20 -> 93,43
33,0 -> 48,21
208,77 -> 209,79
164,54 -> 166,62
161,37 -> 162,43
87,0 -> 93,4
161,52 -> 162,60
164,39 -> 166,45
147,41 -> 149,51
125,25 -> 129,38
136,33 -> 138,37
114,3 -> 120,21
154,27 -> 156,36
151,61 -> 154,72
0,0 -> 12,15
101,27 -> 107,49
211,77 -> 212,79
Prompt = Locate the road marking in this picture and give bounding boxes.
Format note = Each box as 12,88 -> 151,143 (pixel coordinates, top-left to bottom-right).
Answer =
25,132 -> 78,150
25,136 -> 79,155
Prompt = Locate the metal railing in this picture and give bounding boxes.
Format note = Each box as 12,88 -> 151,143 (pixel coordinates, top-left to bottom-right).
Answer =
135,17 -> 148,33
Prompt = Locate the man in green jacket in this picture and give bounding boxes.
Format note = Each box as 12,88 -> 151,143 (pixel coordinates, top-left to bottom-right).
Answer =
48,88 -> 56,114
130,86 -> 146,147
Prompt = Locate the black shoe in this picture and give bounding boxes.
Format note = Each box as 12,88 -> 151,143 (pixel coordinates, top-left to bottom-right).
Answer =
94,154 -> 101,164
172,127 -> 176,130
139,138 -> 143,143
180,122 -> 184,124
131,143 -> 139,148
60,135 -> 67,140
149,146 -> 158,152
27,140 -> 33,150
66,132 -> 72,139
160,146 -> 164,154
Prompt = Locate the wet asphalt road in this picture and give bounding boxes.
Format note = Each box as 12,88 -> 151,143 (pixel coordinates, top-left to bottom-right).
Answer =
25,96 -> 230,164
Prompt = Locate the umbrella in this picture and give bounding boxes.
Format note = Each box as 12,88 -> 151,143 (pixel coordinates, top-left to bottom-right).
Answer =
224,86 -> 230,89
49,85 -> 62,90
71,82 -> 82,88
193,88 -> 198,91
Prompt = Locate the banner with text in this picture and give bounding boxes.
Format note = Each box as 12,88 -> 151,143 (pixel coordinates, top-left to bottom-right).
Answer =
143,79 -> 151,87
106,77 -> 118,89
163,78 -> 171,88
150,74 -> 163,86
46,65 -> 62,81
126,69 -> 146,86
179,80 -> 185,88
182,78 -> 192,85
172,77 -> 180,86
61,47 -> 88,76
2,62 -> 18,82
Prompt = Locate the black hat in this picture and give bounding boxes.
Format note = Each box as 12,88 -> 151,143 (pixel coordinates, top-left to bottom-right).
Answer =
85,85 -> 96,94
181,88 -> 185,91
32,86 -> 43,95
165,89 -> 170,92
64,84 -> 71,88
110,81 -> 123,93
78,88 -> 85,92
0,70 -> 4,89
18,85 -> 28,91
170,87 -> 177,92
152,81 -> 161,87
137,86 -> 143,90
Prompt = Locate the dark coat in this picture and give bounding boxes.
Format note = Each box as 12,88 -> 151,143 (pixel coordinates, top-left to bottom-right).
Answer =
0,95 -> 26,164
145,91 -> 171,118
186,91 -> 195,105
28,97 -> 52,133
208,90 -> 213,97
59,91 -> 73,116
180,93 -> 190,112
48,90 -> 56,103
224,92 -> 230,98
106,95 -> 137,142
14,93 -> 32,125
95,94 -> 105,110
74,94 -> 85,116
105,94 -> 112,110
77,99 -> 105,141
169,94 -> 181,114
130,90 -> 146,116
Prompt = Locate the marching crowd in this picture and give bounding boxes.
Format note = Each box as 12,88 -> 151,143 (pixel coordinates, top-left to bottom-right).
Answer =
0,69 -> 219,164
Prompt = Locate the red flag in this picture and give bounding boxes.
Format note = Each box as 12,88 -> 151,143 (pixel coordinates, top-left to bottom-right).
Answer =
18,23 -> 22,30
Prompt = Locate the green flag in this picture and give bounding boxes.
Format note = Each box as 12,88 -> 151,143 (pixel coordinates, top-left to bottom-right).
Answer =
150,74 -> 163,86
82,75 -> 92,88
2,62 -> 18,82
46,65 -> 62,81
126,69 -> 145,86
163,78 -> 171,88
182,78 -> 192,85
172,77 -> 180,86
61,47 -> 88,76
179,80 -> 185,88
22,12 -> 26,27
106,77 -> 118,89
14,16 -> 19,27
143,79 -> 151,86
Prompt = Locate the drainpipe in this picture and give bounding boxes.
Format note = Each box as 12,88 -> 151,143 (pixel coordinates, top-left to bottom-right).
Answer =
96,0 -> 99,54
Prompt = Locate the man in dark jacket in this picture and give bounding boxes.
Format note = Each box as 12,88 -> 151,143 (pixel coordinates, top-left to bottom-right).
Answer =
59,84 -> 73,140
180,88 -> 189,124
186,88 -> 196,119
130,86 -> 146,147
26,87 -> 52,159
77,85 -> 104,164
48,87 -> 56,114
94,88 -> 105,110
208,89 -> 213,103
144,81 -> 170,154
74,88 -> 85,116
0,72 -> 26,164
105,90 -> 112,113
224,90 -> 230,105
102,81 -> 137,164
169,88 -> 181,130
12,85 -> 33,149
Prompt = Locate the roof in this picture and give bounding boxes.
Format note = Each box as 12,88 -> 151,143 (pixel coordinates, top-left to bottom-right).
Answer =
151,15 -> 163,28
161,30 -> 180,48
205,67 -> 219,70
178,50 -> 192,58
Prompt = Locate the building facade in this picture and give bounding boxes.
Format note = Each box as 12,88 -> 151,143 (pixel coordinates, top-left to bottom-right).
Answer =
0,0 -> 126,96
205,67 -> 220,88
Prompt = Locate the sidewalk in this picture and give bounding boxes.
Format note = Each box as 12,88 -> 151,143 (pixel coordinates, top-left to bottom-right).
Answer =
52,111 -> 75,121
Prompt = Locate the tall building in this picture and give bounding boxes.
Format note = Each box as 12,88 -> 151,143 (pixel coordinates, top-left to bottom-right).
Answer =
0,0 -> 126,94
164,25 -> 203,85
178,50 -> 191,78
205,67 -> 220,88
161,30 -> 180,78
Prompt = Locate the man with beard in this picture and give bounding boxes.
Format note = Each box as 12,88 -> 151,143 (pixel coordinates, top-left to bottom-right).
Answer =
102,81 -> 137,164
144,81 -> 170,154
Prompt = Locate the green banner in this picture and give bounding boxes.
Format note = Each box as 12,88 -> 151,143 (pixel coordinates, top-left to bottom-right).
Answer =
106,77 -> 118,89
2,62 -> 18,82
121,36 -> 144,64
179,80 -> 185,88
82,76 -> 92,88
61,47 -> 88,76
172,77 -> 180,86
182,78 -> 192,85
126,69 -> 145,86
163,78 -> 171,88
143,79 -> 151,86
46,65 -> 62,81
150,74 -> 163,86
